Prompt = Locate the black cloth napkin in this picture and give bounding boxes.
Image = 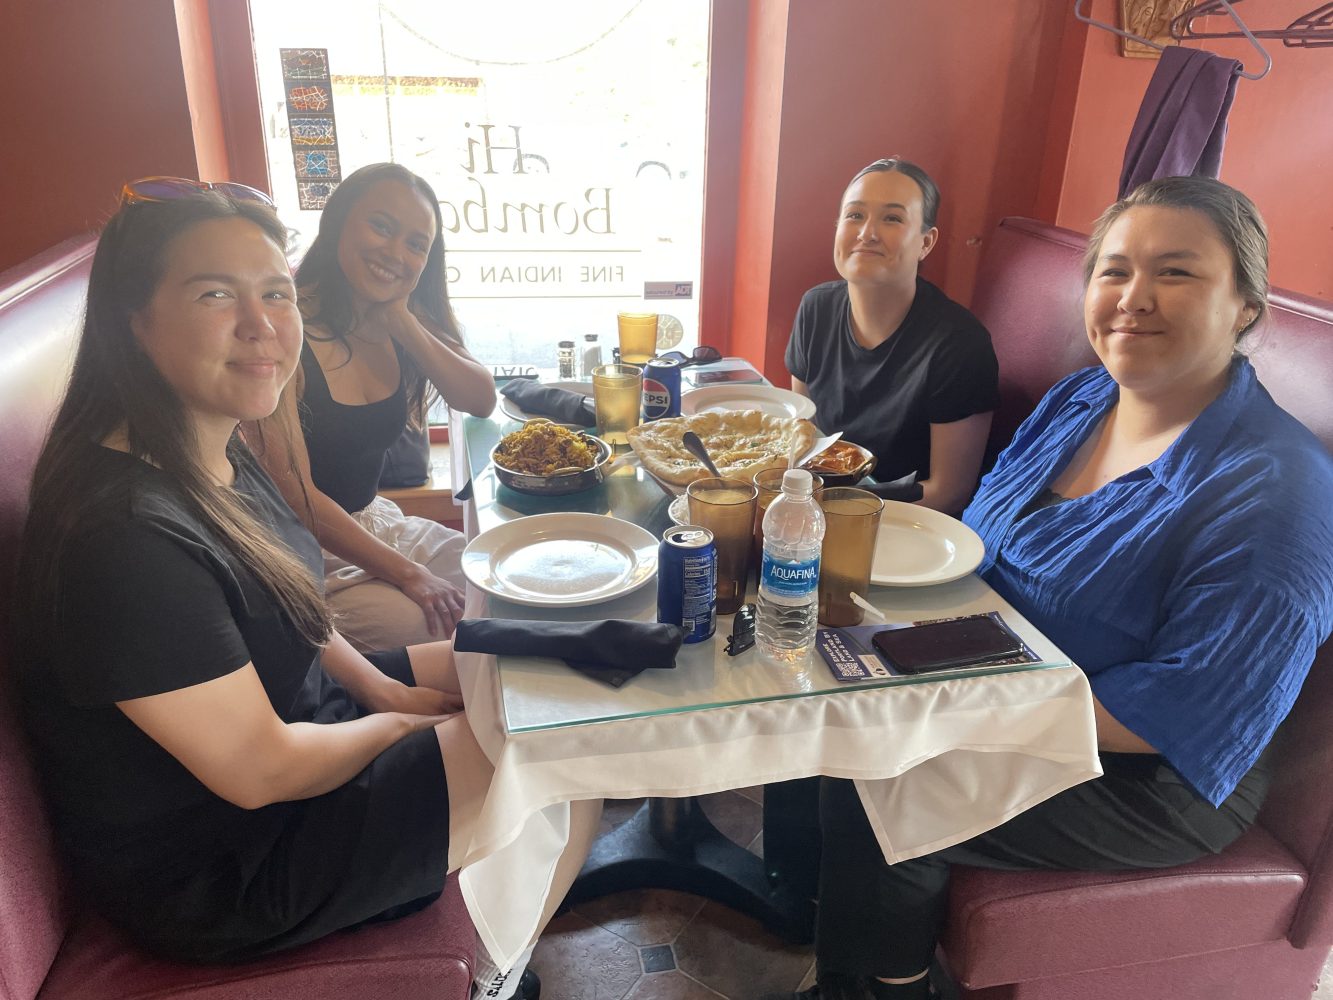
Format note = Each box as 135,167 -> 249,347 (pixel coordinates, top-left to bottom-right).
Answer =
860,471 -> 923,503
499,380 -> 596,426
453,618 -> 688,688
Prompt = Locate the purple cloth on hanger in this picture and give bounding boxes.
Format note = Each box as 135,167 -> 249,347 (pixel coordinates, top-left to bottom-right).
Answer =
1119,45 -> 1241,198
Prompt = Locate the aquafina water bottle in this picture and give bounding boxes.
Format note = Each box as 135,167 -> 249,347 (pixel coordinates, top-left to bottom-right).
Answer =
756,469 -> 825,661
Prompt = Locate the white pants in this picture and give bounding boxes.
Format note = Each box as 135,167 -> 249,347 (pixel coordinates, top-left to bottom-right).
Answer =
323,496 -> 467,651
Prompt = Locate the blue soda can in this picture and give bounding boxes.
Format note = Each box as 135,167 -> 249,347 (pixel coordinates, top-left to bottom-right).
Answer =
658,526 -> 717,643
642,357 -> 683,421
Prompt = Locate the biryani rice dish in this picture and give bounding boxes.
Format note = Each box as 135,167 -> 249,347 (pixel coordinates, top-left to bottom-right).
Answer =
494,421 -> 597,475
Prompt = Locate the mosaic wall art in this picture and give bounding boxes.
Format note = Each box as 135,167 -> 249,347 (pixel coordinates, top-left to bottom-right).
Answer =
279,48 -> 342,209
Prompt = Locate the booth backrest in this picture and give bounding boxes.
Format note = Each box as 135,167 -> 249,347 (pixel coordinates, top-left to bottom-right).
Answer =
0,237 -> 93,1000
970,216 -> 1333,948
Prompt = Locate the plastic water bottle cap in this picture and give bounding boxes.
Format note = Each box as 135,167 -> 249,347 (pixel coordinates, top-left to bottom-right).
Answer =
782,468 -> 814,496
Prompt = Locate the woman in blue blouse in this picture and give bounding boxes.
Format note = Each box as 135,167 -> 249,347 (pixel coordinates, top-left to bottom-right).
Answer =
773,177 -> 1333,1000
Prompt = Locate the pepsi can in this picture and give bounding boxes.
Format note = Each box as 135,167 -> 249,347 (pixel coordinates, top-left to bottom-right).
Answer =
642,357 -> 683,421
658,526 -> 717,643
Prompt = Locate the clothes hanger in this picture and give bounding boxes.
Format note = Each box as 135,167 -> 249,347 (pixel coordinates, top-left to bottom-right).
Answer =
1073,0 -> 1166,52
1171,0 -> 1333,47
1073,0 -> 1273,80
1167,1 -> 1274,76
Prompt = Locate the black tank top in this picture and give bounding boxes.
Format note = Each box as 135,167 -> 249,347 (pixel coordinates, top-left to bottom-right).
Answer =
299,339 -> 409,514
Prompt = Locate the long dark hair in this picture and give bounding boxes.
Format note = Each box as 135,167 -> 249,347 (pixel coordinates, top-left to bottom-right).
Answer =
18,192 -> 331,647
296,162 -> 463,423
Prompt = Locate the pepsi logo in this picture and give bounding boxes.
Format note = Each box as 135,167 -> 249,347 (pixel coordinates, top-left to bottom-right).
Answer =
642,377 -> 673,419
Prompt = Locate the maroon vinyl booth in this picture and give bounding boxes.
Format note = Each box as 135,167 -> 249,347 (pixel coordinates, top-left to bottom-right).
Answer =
0,240 -> 475,999
939,217 -> 1333,1000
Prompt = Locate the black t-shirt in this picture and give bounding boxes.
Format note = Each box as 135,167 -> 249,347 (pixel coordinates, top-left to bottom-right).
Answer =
299,338 -> 409,514
18,445 -> 448,961
785,278 -> 999,482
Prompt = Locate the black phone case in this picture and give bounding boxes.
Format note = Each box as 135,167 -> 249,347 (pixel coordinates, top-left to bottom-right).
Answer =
871,616 -> 1025,674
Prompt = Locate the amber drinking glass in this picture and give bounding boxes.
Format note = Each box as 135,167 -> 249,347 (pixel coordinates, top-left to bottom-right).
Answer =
752,468 -> 823,567
686,477 -> 759,615
817,487 -> 884,627
616,312 -> 659,365
591,363 -> 643,445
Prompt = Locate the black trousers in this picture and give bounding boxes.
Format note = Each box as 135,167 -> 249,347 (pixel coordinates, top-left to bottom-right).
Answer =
814,752 -> 1270,979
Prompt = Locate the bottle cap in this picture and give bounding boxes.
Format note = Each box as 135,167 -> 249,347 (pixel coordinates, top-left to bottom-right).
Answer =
558,340 -> 575,348
584,333 -> 598,341
782,468 -> 814,496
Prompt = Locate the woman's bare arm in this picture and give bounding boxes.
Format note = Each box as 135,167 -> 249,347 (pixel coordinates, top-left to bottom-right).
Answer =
117,664 -> 445,810
245,390 -> 464,636
1093,694 -> 1159,753
374,300 -> 496,416
917,412 -> 992,515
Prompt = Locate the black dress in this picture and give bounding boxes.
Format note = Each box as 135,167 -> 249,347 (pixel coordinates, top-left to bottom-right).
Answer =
18,445 -> 450,963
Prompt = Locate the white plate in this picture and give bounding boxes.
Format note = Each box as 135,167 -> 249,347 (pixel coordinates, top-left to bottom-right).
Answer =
870,501 -> 985,587
499,381 -> 593,425
680,384 -> 816,421
462,512 -> 658,607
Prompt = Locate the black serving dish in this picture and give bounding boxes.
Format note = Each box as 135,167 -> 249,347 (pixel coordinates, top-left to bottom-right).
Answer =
491,430 -> 614,496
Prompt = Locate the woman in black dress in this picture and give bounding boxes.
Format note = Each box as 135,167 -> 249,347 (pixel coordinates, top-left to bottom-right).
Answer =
13,181 -> 547,997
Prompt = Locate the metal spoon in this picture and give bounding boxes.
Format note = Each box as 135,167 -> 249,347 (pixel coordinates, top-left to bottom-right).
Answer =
682,430 -> 723,478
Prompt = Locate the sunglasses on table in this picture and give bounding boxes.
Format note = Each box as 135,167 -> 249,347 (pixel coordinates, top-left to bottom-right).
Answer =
120,176 -> 276,208
653,345 -> 723,369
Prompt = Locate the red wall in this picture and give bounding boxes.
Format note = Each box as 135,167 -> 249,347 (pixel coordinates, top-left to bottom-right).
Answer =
0,0 -> 199,273
1056,0 -> 1333,299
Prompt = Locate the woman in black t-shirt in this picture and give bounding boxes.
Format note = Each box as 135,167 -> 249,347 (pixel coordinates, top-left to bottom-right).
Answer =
252,163 -> 497,652
786,158 -> 998,515
12,184 -> 548,996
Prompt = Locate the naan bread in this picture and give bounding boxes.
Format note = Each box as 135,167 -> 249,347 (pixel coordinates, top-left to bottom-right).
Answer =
628,411 -> 817,488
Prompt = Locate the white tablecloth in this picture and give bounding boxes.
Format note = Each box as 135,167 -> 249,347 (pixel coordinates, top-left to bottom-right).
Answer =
451,585 -> 1101,970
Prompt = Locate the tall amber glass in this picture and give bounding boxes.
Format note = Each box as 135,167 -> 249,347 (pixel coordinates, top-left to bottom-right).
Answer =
616,312 -> 659,365
817,487 -> 884,626
752,468 -> 823,567
686,477 -> 758,615
591,363 -> 642,445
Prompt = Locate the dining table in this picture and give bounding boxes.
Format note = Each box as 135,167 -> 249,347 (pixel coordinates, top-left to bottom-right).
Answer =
445,374 -> 1102,972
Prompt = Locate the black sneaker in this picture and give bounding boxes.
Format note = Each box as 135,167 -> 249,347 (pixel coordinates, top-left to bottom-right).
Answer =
515,968 -> 540,1000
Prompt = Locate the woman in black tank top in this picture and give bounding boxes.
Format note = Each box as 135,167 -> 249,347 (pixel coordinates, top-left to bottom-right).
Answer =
251,164 -> 496,649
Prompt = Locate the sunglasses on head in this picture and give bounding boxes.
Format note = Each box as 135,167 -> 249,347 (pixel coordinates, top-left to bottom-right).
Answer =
654,345 -> 722,368
120,176 -> 275,208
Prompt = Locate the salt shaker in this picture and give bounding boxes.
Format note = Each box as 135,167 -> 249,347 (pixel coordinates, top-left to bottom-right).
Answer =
580,334 -> 602,379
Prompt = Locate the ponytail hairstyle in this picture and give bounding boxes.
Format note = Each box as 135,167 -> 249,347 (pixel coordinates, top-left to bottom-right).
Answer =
18,191 -> 332,647
296,162 -> 463,426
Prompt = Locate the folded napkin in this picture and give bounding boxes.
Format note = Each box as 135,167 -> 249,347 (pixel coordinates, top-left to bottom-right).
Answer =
453,618 -> 688,687
861,471 -> 923,504
499,380 -> 596,426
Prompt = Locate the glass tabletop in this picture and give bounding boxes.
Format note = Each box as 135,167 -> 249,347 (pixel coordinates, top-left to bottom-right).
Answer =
459,404 -> 1072,734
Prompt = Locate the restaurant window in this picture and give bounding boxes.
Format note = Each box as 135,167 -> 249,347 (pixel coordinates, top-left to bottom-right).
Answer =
250,0 -> 709,380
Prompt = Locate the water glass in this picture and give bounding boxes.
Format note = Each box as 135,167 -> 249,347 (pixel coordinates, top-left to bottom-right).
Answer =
617,312 -> 659,365
817,487 -> 884,626
686,477 -> 758,615
592,363 -> 643,445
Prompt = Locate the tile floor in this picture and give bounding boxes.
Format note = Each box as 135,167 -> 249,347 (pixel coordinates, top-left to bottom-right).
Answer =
531,787 -> 1333,1000
532,787 -> 817,1000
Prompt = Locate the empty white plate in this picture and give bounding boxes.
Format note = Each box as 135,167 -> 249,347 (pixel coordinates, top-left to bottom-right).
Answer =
462,512 -> 658,607
680,384 -> 816,421
870,501 -> 985,587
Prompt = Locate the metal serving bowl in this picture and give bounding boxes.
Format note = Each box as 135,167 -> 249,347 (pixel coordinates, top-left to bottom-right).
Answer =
802,439 -> 876,487
491,429 -> 614,496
